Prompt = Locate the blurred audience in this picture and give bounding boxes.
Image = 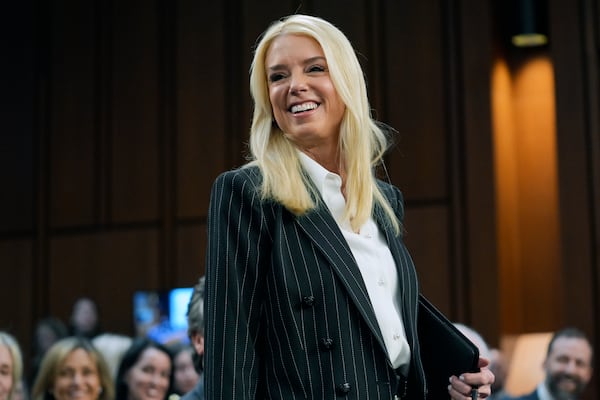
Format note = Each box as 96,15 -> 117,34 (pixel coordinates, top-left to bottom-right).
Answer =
29,317 -> 69,386
11,380 -> 28,400
69,298 -> 102,339
115,338 -> 174,400
91,334 -> 133,379
168,344 -> 197,397
503,327 -> 593,400
180,276 -> 204,400
489,347 -> 508,399
0,331 -> 23,400
31,336 -> 114,400
453,323 -> 492,361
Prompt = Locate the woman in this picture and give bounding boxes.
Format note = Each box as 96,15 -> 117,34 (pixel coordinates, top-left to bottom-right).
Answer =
31,337 -> 113,400
168,343 -> 198,396
204,14 -> 494,399
0,332 -> 23,400
115,338 -> 173,400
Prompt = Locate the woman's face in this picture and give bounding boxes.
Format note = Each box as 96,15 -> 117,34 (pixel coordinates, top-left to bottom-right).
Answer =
125,348 -> 171,400
265,34 -> 346,153
173,349 -> 198,394
52,348 -> 102,400
0,345 -> 14,400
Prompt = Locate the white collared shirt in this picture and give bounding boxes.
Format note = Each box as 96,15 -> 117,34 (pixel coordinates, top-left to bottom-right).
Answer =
298,151 -> 411,372
537,382 -> 555,400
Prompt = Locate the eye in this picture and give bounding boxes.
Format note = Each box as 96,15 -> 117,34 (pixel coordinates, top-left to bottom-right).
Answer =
307,64 -> 326,73
268,72 -> 286,83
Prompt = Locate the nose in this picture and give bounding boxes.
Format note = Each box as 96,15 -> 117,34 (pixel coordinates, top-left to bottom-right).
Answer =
72,372 -> 83,385
289,72 -> 308,94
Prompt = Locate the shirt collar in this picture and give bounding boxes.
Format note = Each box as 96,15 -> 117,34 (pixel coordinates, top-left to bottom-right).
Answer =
537,382 -> 554,400
297,150 -> 339,195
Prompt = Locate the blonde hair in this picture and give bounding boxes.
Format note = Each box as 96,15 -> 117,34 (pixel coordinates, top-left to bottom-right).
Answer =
32,337 -> 114,400
0,332 -> 23,400
249,14 -> 399,234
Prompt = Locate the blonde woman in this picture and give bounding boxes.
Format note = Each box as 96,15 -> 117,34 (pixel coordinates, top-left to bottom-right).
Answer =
32,337 -> 113,400
204,14 -> 494,399
0,332 -> 23,400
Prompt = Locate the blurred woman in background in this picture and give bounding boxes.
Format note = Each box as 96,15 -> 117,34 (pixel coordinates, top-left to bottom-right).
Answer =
31,336 -> 113,400
115,338 -> 173,400
0,332 -> 23,400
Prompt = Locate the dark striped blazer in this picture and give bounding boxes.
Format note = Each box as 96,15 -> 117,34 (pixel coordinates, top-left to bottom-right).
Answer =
204,165 -> 427,399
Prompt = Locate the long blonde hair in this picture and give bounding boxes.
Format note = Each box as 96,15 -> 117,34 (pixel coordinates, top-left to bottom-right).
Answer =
249,14 -> 399,234
0,332 -> 23,400
32,337 -> 115,400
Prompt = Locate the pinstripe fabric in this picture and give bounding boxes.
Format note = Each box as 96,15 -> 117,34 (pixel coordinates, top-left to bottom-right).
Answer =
204,166 -> 427,399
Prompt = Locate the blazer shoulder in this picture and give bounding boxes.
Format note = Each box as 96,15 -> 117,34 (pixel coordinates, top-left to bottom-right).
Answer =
376,179 -> 404,202
212,165 -> 263,194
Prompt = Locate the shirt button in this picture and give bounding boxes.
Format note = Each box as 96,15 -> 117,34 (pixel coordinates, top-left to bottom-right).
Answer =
393,333 -> 401,341
336,382 -> 351,395
319,338 -> 335,351
377,279 -> 385,286
301,295 -> 315,307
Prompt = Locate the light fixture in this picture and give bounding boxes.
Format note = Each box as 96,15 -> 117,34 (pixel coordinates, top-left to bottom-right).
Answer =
510,0 -> 548,47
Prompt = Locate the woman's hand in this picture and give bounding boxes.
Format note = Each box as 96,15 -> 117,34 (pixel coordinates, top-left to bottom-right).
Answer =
448,357 -> 495,399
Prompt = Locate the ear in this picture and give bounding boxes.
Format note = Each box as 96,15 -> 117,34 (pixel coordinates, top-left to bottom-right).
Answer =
190,332 -> 204,356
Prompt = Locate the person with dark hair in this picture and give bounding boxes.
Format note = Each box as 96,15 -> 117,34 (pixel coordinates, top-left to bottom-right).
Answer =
69,297 -> 102,339
115,338 -> 174,400
503,327 -> 594,400
203,13 -> 494,400
29,317 -> 68,386
180,277 -> 204,400
31,337 -> 114,400
168,343 -> 198,396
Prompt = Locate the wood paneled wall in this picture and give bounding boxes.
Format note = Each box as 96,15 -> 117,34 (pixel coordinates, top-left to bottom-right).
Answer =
1,1 -> 599,397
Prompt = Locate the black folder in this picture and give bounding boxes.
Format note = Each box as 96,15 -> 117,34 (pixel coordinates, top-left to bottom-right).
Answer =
417,294 -> 480,399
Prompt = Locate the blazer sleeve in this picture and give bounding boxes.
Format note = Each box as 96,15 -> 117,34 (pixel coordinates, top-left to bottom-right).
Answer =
204,168 -> 272,399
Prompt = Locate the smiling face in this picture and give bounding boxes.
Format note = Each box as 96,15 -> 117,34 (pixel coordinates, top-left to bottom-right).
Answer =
265,34 -> 346,155
0,345 -> 13,400
544,336 -> 593,399
125,348 -> 171,400
52,348 -> 102,400
172,349 -> 198,394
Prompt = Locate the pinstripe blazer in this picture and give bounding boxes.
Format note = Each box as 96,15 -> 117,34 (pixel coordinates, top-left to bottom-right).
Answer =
204,165 -> 427,399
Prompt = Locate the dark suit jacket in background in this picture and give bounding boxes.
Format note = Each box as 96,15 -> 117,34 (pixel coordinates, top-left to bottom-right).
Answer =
204,166 -> 427,399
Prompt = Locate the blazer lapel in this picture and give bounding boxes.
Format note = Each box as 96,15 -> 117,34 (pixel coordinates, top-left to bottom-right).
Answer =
295,205 -> 387,353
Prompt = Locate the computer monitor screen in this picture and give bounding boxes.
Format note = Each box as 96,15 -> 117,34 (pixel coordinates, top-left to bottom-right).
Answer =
133,287 -> 193,345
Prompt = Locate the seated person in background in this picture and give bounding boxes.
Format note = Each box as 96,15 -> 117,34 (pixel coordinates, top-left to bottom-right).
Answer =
29,317 -> 68,386
180,276 -> 205,400
115,338 -> 174,400
31,337 -> 114,400
69,297 -> 102,339
503,327 -> 593,400
91,333 -> 133,379
11,380 -> 28,400
0,331 -> 23,400
168,343 -> 198,396
488,348 -> 509,400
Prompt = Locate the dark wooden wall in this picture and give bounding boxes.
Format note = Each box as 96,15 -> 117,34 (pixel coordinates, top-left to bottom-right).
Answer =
1,0 -> 599,398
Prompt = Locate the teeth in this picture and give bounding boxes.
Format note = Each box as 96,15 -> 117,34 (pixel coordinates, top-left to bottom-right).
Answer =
291,102 -> 318,113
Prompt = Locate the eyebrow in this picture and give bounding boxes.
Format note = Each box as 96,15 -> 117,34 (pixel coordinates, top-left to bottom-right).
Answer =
267,56 -> 327,71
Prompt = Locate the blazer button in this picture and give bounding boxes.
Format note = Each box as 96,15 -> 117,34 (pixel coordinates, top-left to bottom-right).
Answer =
336,382 -> 351,395
319,337 -> 334,351
301,295 -> 315,307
